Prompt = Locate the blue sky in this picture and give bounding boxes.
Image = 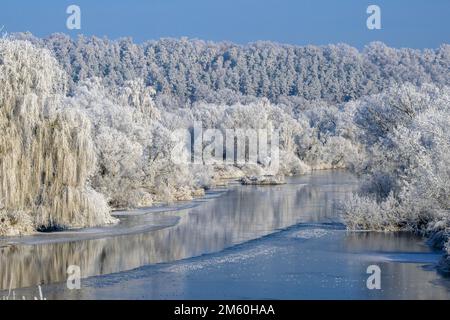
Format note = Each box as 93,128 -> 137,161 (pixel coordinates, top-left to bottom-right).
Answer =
1,0 -> 449,48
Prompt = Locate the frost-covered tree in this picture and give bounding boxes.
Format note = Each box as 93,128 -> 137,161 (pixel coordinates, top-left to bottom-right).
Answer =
342,84 -> 450,237
69,78 -> 210,208
13,33 -> 449,106
0,40 -> 114,235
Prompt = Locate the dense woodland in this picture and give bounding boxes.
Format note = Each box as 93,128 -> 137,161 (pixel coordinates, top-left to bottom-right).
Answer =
13,32 -> 450,105
0,34 -> 449,271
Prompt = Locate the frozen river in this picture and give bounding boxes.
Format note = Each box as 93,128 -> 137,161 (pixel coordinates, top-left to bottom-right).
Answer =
1,170 -> 450,299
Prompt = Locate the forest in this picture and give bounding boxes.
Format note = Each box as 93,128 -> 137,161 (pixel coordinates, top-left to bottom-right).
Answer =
0,34 -> 449,271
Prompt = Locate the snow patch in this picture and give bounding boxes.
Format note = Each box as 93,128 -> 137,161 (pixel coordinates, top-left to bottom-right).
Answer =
164,245 -> 279,273
290,228 -> 329,239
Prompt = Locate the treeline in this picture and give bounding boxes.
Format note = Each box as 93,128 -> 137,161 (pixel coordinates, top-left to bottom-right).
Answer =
14,33 -> 450,105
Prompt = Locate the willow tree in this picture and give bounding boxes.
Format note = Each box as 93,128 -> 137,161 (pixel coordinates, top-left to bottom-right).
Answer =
0,40 -> 114,236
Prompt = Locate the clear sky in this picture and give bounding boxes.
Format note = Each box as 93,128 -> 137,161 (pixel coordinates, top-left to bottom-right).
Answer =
0,0 -> 449,48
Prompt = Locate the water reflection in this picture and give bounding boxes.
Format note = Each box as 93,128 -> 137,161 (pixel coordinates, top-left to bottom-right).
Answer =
0,170 -> 356,290
341,231 -> 450,299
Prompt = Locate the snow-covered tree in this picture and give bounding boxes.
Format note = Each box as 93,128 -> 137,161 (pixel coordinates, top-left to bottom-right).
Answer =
0,40 -> 114,235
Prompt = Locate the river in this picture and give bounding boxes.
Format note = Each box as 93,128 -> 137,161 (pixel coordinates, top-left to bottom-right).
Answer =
1,170 -> 450,299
